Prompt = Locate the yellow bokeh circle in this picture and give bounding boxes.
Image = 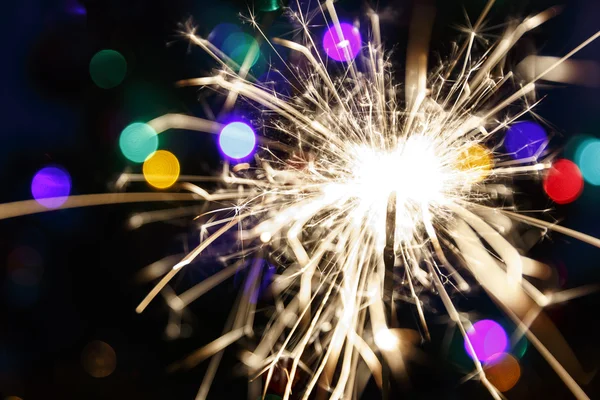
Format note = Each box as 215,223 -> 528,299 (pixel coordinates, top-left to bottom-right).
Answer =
143,150 -> 180,189
456,144 -> 493,182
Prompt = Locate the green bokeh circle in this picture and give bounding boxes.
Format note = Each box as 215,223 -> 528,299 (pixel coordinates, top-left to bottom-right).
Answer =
119,123 -> 158,163
223,33 -> 260,68
90,50 -> 127,89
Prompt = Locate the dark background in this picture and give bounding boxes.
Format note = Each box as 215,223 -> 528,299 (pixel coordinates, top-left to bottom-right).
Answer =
1,0 -> 599,399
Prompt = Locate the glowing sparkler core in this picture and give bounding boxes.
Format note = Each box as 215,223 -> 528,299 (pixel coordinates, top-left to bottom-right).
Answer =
343,136 -> 451,242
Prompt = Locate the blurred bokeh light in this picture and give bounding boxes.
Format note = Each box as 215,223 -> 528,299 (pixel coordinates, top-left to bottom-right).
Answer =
322,23 -> 362,62
577,139 -> 600,185
89,50 -> 127,89
464,319 -> 508,362
456,144 -> 493,182
512,334 -> 529,359
219,122 -> 256,159
119,122 -> 159,163
257,0 -> 283,12
483,353 -> 521,392
31,166 -> 72,208
81,340 -> 117,378
65,0 -> 87,16
504,121 -> 548,161
7,246 -> 44,287
543,159 -> 584,204
208,23 -> 241,49
222,32 -> 260,68
143,150 -> 181,189
564,134 -> 595,162
4,246 -> 43,308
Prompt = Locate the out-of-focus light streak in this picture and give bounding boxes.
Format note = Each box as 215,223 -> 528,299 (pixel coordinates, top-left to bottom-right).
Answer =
0,193 -> 204,220
452,217 -> 591,399
480,31 -> 600,121
502,209 -> 600,248
517,56 -> 600,87
128,206 -> 204,229
147,114 -> 223,135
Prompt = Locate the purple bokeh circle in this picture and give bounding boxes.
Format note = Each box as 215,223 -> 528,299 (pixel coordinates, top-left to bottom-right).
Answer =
31,166 -> 72,208
464,319 -> 508,362
219,122 -> 257,159
504,121 -> 548,161
322,23 -> 362,62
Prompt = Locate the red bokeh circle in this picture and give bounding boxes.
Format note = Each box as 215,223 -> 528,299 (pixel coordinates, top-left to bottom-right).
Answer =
543,159 -> 584,204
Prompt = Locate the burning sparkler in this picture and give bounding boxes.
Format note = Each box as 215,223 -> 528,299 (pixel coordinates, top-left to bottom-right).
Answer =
2,0 -> 600,399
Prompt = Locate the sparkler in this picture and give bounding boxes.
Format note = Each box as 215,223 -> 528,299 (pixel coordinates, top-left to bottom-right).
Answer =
2,0 -> 600,399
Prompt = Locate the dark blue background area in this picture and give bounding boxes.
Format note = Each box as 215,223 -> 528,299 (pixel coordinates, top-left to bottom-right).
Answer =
0,0 -> 599,399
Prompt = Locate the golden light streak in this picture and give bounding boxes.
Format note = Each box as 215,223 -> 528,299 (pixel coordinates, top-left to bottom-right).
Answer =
147,113 -> 223,134
0,193 -> 201,221
517,56 -> 600,87
136,217 -> 242,314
